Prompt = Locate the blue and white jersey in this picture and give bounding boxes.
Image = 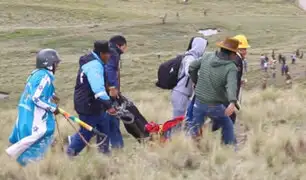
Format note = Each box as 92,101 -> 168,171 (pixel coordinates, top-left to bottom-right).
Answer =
6,69 -> 57,166
19,69 -> 57,113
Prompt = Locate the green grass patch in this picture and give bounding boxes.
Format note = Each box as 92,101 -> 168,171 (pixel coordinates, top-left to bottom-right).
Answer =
0,29 -> 58,40
0,3 -> 150,27
40,36 -> 94,50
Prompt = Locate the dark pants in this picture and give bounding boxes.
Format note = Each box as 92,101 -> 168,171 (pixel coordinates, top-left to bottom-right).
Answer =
66,113 -> 110,156
109,115 -> 124,149
185,96 -> 196,121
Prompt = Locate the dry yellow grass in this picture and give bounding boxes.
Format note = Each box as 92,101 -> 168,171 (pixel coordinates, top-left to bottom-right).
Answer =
1,86 -> 306,179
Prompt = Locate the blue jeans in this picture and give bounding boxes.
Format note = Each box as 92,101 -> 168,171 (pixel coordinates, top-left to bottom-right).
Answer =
185,95 -> 196,130
108,115 -> 124,149
187,100 -> 236,145
66,113 -> 110,156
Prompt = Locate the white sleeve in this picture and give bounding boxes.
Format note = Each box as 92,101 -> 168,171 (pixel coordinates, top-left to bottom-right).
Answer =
31,75 -> 57,112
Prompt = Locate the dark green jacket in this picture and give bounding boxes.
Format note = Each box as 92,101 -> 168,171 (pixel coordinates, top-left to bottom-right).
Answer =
188,52 -> 238,104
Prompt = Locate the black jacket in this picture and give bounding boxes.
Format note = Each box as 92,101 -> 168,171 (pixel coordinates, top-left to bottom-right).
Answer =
235,54 -> 244,99
105,43 -> 123,91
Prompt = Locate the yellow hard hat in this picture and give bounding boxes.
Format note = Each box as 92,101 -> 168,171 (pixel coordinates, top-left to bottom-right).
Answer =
232,34 -> 250,49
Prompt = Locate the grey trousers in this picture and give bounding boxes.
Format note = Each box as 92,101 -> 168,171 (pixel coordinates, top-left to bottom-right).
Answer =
171,90 -> 190,118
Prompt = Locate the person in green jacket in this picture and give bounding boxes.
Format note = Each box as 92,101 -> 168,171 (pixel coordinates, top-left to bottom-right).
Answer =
187,37 -> 239,145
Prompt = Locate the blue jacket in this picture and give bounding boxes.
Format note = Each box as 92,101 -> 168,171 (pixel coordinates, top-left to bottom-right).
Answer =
105,43 -> 123,91
7,69 -> 57,166
74,51 -> 112,115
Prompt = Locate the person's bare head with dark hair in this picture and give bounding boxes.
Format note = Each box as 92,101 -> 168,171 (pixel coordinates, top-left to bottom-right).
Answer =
93,40 -> 111,63
109,35 -> 128,53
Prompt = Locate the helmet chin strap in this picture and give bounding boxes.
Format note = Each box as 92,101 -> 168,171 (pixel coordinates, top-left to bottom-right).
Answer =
45,65 -> 55,74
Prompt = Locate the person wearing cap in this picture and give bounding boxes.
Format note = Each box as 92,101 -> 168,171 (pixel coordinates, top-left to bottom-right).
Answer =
211,34 -> 251,132
67,40 -> 116,156
6,49 -> 61,166
105,35 -> 127,149
187,37 -> 239,145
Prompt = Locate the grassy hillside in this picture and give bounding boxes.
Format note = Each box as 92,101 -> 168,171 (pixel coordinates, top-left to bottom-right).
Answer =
1,0 -> 306,179
2,87 -> 306,179
1,0 -> 306,108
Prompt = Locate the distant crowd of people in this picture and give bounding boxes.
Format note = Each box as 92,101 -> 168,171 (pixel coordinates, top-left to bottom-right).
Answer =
259,48 -> 305,89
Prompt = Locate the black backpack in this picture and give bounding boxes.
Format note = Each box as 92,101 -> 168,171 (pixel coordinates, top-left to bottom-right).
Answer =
155,55 -> 186,89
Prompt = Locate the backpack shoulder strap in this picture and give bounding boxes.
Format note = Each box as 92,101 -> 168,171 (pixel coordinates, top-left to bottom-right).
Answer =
179,53 -> 203,88
177,54 -> 187,81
